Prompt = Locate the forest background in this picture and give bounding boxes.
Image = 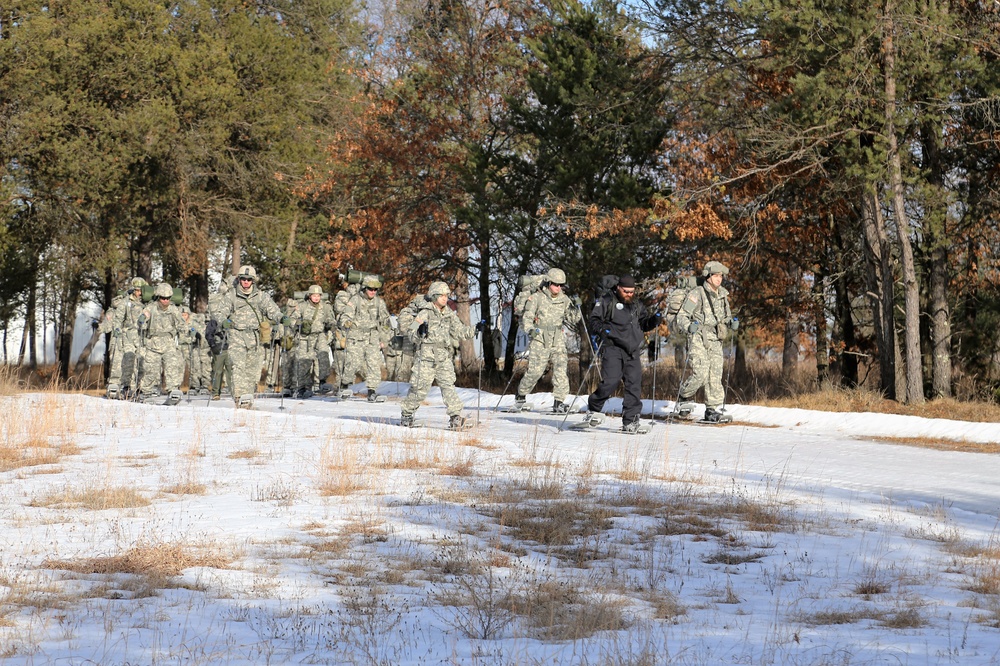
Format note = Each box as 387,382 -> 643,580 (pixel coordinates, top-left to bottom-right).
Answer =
2,0 -> 999,405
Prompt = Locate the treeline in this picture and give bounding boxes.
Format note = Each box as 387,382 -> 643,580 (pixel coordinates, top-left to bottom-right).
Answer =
2,0 -> 999,402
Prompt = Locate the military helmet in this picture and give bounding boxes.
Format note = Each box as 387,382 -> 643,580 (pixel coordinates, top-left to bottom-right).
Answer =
427,281 -> 450,298
362,275 -> 383,289
307,285 -> 323,296
237,265 -> 257,281
546,268 -> 566,286
180,305 -> 191,314
154,283 -> 173,299
130,277 -> 147,290
702,261 -> 730,277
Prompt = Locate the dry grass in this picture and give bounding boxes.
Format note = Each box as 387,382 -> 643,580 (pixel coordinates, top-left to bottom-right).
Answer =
761,386 -> 1000,423
0,393 -> 83,472
30,484 -> 151,510
316,435 -> 370,496
863,435 -> 1000,454
42,541 -> 234,592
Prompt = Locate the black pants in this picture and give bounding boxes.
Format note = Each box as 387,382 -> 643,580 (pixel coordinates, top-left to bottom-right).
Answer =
587,345 -> 643,424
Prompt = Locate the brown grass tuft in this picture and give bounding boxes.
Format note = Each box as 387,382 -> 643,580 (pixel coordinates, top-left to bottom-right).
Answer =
864,435 -> 1000,455
30,484 -> 151,510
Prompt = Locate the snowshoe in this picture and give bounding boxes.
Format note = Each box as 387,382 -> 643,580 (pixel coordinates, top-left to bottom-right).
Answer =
501,398 -> 533,413
551,401 -> 570,414
699,408 -> 733,425
165,390 -> 183,406
620,420 -> 652,435
666,401 -> 697,420
317,383 -> 335,395
570,411 -> 605,430
281,388 -> 293,398
448,415 -> 474,430
338,386 -> 354,399
237,394 -> 254,409
106,384 -> 120,400
366,390 -> 386,403
198,388 -> 211,396
293,388 -> 314,399
399,414 -> 425,428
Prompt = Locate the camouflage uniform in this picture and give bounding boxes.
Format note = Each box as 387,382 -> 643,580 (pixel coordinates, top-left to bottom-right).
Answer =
340,277 -> 391,397
212,267 -> 286,402
332,283 -> 360,388
677,262 -> 734,411
185,311 -> 211,393
291,287 -> 338,395
207,278 -> 235,398
97,292 -> 125,392
137,286 -> 186,397
516,269 -> 581,408
401,283 -> 474,421
111,285 -> 147,395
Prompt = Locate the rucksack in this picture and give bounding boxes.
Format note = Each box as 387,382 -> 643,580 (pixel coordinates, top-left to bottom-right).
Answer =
664,275 -> 703,333
513,274 -> 546,321
594,275 -> 619,301
390,294 -> 428,350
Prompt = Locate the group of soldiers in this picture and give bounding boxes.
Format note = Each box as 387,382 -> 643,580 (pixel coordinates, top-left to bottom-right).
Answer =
97,260 -> 736,428
98,266 -> 399,408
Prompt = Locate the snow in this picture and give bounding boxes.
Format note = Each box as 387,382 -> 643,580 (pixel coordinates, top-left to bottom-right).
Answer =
2,385 -> 1000,665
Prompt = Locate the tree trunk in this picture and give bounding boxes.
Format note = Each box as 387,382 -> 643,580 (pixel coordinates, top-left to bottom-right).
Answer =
477,239 -> 498,379
453,252 -> 477,373
883,3 -> 924,404
781,265 -> 801,380
57,274 -> 82,380
278,216 -> 298,299
859,186 -> 896,400
231,236 -> 242,276
813,271 -> 829,386
920,121 -> 952,398
26,281 -> 38,368
74,325 -> 102,375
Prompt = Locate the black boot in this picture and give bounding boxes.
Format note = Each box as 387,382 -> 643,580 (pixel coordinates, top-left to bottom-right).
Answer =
552,401 -> 569,414
449,414 -> 467,429
514,394 -> 527,411
367,389 -> 378,403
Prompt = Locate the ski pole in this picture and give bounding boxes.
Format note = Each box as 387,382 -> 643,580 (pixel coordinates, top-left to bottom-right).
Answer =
668,336 -> 692,424
558,337 -> 605,432
649,331 -> 658,427
476,324 -> 484,426
721,333 -> 737,414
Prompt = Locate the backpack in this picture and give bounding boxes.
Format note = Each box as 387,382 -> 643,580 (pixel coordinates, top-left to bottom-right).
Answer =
664,275 -> 703,333
594,275 -> 619,301
512,274 -> 546,321
390,294 -> 428,350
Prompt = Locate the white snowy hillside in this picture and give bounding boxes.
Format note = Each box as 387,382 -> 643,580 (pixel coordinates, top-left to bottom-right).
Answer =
2,386 -> 1000,665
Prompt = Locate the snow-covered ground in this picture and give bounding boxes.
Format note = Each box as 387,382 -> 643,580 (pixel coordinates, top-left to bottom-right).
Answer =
2,386 -> 1000,665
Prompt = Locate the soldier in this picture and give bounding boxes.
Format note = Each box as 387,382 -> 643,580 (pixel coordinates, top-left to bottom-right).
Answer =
97,279 -> 129,398
110,276 -> 148,399
400,281 -> 474,429
181,307 -> 211,395
340,274 -> 392,401
331,276 -> 360,393
514,267 -> 581,413
211,265 -> 289,408
206,276 -> 234,400
290,285 -> 337,399
136,283 -> 186,403
177,306 -> 197,393
676,261 -> 738,423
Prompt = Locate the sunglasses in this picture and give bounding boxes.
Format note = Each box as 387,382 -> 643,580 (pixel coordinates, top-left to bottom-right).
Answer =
158,296 -> 170,301
365,286 -> 378,292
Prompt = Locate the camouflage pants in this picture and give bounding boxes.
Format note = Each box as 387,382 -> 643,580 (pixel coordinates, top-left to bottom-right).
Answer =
679,334 -> 725,409
343,337 -> 383,391
517,337 -> 569,402
229,332 -> 265,399
139,346 -> 184,395
294,334 -> 332,390
107,336 -> 124,386
402,347 -> 463,417
191,345 -> 212,390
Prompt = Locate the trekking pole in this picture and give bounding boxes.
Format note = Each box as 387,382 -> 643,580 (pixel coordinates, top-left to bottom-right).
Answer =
187,342 -> 195,404
668,336 -> 692,424
649,331 -> 658,427
476,324 -> 485,426
558,337 -> 605,432
720,332 -> 737,414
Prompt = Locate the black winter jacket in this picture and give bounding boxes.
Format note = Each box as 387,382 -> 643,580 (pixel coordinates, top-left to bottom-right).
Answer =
588,292 -> 660,356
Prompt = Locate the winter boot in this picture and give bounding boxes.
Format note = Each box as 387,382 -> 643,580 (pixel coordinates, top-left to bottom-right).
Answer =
582,411 -> 604,426
675,400 -> 696,417
449,414 -> 468,430
400,412 -> 415,428
552,401 -> 569,414
339,385 -> 353,399
106,384 -> 120,400
514,394 -> 528,411
317,383 -> 334,395
703,408 -> 725,423
294,388 -> 314,399
367,389 -> 379,403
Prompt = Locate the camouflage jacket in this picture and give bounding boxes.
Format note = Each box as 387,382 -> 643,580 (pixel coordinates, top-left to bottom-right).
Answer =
213,285 -> 284,349
521,289 -> 581,347
111,295 -> 145,347
408,300 -> 473,359
293,299 -> 337,339
676,284 -> 732,342
342,292 -> 391,345
139,302 -> 186,353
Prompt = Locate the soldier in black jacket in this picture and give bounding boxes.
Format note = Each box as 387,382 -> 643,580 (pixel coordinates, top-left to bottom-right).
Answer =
583,275 -> 661,432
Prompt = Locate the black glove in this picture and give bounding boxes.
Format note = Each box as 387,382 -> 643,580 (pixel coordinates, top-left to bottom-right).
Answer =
687,321 -> 700,334
474,320 -> 487,333
91,320 -> 99,332
417,322 -> 429,338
